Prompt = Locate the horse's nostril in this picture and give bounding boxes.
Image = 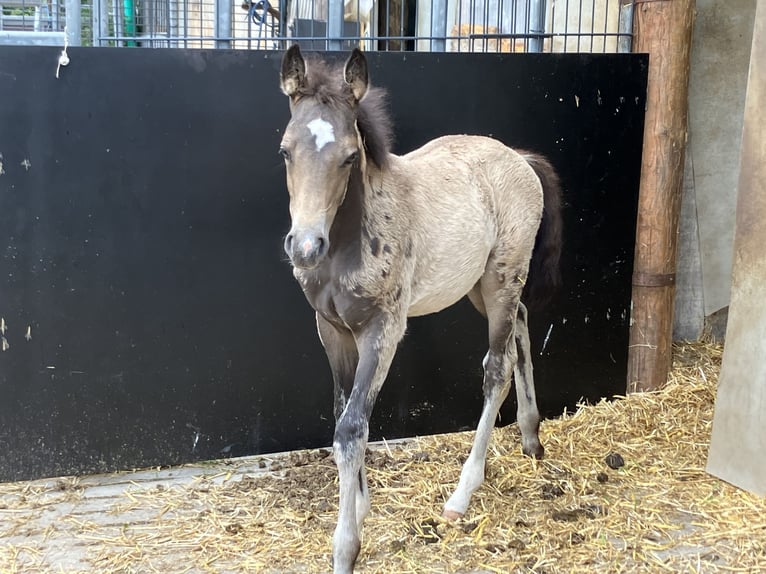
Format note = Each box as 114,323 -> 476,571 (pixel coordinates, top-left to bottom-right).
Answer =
285,232 -> 327,266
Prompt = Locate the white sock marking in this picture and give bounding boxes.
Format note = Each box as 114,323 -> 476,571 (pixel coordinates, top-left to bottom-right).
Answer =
307,118 -> 335,152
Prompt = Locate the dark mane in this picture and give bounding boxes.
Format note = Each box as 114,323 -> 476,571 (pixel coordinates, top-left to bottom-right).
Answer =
297,55 -> 394,169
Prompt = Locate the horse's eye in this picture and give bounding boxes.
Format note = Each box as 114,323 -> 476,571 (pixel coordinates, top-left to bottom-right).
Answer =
279,147 -> 291,161
343,151 -> 359,166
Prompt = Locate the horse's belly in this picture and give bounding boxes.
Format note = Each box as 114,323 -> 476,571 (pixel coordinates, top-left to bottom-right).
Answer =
406,250 -> 490,317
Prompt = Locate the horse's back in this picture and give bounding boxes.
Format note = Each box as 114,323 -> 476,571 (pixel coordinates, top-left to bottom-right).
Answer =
395,135 -> 544,317
402,135 -> 543,212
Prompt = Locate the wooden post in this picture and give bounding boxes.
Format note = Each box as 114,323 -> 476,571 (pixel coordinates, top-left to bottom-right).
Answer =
627,0 -> 696,393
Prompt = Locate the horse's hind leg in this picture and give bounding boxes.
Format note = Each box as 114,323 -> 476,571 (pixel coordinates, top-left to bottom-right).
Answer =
514,302 -> 544,458
466,282 -> 487,317
443,270 -> 524,519
466,291 -> 544,458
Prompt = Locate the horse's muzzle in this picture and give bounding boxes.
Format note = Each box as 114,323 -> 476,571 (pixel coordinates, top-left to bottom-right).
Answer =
285,230 -> 328,269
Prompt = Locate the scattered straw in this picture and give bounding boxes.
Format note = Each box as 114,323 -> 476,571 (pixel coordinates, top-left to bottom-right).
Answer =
2,342 -> 765,573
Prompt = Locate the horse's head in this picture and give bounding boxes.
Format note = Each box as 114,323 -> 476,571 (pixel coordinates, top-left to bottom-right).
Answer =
279,45 -> 369,270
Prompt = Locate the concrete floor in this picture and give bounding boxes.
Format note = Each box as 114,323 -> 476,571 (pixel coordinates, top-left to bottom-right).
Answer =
0,456 -> 284,573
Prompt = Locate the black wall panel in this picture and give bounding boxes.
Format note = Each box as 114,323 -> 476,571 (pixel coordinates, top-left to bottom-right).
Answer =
0,47 -> 647,481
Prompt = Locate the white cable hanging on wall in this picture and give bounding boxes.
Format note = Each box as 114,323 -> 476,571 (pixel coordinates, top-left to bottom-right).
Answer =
56,26 -> 70,79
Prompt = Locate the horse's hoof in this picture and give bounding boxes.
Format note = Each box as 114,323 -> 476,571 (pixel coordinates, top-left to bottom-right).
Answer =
442,509 -> 463,521
523,443 -> 545,460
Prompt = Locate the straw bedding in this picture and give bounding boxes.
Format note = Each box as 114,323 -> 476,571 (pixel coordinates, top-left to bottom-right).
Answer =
1,342 -> 765,573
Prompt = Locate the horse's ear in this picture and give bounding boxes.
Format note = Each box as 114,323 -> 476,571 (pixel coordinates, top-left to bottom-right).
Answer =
343,48 -> 368,102
280,44 -> 306,99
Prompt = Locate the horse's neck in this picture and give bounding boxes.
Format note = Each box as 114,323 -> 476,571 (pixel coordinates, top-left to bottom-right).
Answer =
332,164 -> 378,245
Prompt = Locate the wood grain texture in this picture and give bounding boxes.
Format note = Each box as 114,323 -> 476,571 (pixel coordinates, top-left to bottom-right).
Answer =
628,0 -> 696,392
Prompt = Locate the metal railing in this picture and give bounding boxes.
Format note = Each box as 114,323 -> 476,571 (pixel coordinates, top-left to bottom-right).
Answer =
0,0 -> 68,44
1,0 -> 633,53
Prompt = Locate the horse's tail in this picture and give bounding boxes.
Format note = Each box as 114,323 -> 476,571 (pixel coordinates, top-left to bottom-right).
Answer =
521,152 -> 563,308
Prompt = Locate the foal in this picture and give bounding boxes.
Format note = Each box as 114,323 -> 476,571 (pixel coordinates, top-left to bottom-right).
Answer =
278,45 -> 562,573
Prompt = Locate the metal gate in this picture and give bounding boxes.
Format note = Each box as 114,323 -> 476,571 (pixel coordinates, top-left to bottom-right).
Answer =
2,0 -> 634,52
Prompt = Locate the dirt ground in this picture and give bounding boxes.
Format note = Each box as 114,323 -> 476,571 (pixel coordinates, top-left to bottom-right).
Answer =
1,342 -> 765,573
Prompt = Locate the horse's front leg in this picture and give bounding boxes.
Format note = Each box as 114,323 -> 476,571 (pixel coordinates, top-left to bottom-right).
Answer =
316,313 -> 359,422
331,311 -> 405,574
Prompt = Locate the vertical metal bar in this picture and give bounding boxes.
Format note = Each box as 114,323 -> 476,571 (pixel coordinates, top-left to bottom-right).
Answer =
548,0 -> 554,52
168,0 -> 178,46
455,0 -> 462,51
476,0 -> 482,52
64,0 -> 82,45
485,0 -> 491,53
255,7 -> 261,49
402,0 -> 407,50
111,0 -> 119,46
430,0 -> 447,51
511,0 -> 518,50
246,0 -> 252,50
384,0 -> 390,50
310,0 -> 315,49
521,0 -> 528,53
328,0 -> 343,50
428,0 -> 434,50
576,0 -> 582,52
50,0 -> 58,32
475,0 -> 481,52
146,0 -> 153,43
528,0 -> 545,52
92,0 -> 101,45
618,1 -> 633,53
529,0 -> 534,51
496,0 -> 502,52
202,0 -> 206,49
590,0 -> 595,52
216,0 -> 232,48
91,0 -> 98,45
483,0 -> 502,52
364,0 -> 370,50
152,0 -> 157,43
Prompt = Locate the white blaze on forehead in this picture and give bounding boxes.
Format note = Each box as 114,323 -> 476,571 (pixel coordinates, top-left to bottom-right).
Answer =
307,118 -> 335,152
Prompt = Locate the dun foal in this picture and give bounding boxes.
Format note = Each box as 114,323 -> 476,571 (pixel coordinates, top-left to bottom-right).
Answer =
278,46 -> 563,573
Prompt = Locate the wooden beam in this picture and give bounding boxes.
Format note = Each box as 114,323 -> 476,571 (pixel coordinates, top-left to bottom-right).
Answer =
627,0 -> 696,393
